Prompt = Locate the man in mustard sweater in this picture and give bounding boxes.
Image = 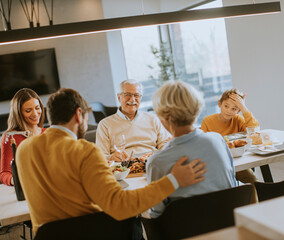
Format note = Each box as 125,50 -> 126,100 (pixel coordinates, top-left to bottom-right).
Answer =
16,88 -> 206,235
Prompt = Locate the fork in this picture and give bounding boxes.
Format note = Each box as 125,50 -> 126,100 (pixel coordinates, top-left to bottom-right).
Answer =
126,151 -> 134,168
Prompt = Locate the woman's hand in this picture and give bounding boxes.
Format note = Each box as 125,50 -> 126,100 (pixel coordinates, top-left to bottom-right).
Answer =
229,93 -> 248,113
10,177 -> 14,186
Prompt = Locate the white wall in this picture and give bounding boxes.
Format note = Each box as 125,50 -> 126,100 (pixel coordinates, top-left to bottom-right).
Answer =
101,0 -> 203,17
0,0 -> 117,122
0,0 -> 104,30
5,0 -> 281,129
224,0 -> 284,130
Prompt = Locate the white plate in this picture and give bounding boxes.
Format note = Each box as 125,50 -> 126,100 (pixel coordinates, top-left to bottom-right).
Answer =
248,143 -> 284,155
225,132 -> 247,141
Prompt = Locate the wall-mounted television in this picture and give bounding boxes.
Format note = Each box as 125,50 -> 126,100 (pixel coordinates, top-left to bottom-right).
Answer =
0,48 -> 60,101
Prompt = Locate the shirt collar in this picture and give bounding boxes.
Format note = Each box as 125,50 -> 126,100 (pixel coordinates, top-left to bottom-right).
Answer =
117,107 -> 140,121
50,125 -> 78,140
168,129 -> 203,146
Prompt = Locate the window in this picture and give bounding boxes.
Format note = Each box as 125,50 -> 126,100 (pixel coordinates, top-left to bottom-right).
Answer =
121,0 -> 232,126
121,26 -> 160,110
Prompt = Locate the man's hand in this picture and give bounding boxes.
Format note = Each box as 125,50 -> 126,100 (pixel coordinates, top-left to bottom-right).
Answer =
171,156 -> 206,188
110,150 -> 129,162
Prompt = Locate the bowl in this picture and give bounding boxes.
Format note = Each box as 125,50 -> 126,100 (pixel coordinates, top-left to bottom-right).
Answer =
113,168 -> 130,180
230,146 -> 246,158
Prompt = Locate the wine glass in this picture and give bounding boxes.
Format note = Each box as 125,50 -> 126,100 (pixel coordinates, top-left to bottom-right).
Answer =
113,134 -> 126,161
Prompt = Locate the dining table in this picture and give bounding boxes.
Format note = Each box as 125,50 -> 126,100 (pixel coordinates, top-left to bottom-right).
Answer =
234,196 -> 284,239
0,176 -> 148,227
1,129 -> 283,227
233,129 -> 284,182
0,183 -> 30,227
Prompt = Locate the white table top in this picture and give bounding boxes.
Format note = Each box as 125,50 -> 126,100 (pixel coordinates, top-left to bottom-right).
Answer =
233,129 -> 284,172
0,176 -> 148,227
124,176 -> 147,190
0,184 -> 30,226
1,129 -> 283,227
234,196 -> 284,239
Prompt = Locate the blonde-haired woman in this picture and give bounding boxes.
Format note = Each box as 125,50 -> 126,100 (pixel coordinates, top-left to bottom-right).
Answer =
147,81 -> 236,217
0,88 -> 45,186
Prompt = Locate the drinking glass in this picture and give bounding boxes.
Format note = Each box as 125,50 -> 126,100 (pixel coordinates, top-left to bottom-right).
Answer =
246,126 -> 263,145
113,134 -> 126,161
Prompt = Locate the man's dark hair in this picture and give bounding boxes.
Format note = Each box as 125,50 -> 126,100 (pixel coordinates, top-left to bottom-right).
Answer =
47,88 -> 89,125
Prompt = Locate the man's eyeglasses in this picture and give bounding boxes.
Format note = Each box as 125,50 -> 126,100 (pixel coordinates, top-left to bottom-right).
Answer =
120,92 -> 142,99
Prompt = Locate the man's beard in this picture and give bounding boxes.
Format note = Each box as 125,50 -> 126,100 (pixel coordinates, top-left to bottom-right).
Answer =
77,122 -> 87,139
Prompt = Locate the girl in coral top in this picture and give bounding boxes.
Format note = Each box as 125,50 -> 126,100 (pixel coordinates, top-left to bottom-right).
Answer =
0,88 -> 45,186
201,88 -> 259,203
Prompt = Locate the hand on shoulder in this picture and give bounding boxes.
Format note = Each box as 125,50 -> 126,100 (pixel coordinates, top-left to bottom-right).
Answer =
170,156 -> 206,188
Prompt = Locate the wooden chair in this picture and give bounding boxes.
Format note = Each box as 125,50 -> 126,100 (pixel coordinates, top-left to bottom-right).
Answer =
33,212 -> 139,240
255,180 -> 284,202
90,102 -> 117,124
141,185 -> 253,240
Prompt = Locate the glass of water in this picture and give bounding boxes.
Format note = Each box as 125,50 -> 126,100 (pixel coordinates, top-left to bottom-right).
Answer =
113,134 -> 126,161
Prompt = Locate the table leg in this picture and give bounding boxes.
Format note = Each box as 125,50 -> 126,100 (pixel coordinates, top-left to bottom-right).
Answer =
260,165 -> 274,183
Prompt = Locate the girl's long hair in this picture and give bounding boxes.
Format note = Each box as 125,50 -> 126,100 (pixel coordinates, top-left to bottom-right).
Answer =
7,88 -> 44,132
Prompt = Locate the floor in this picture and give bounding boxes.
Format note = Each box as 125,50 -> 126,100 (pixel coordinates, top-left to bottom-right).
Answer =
0,224 -> 32,240
254,162 -> 284,182
1,162 -> 283,240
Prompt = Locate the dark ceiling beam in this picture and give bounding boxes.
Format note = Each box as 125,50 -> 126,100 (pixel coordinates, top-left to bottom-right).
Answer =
0,1 -> 281,45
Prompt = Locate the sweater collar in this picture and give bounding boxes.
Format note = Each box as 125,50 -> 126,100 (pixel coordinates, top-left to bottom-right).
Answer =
117,107 -> 140,121
50,125 -> 77,140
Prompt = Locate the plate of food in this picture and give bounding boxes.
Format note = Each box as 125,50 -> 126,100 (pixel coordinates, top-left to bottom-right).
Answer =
121,151 -> 153,177
110,164 -> 130,180
225,138 -> 249,158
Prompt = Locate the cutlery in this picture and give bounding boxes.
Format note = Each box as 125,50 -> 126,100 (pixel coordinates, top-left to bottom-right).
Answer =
126,151 -> 134,168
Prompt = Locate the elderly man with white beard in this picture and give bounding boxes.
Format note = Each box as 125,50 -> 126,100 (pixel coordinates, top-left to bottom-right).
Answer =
96,80 -> 170,162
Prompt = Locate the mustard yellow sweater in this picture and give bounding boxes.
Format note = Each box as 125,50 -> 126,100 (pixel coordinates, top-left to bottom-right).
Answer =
16,128 -> 174,233
201,111 -> 259,136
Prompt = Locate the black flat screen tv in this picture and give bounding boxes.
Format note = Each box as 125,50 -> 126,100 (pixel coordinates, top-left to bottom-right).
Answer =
0,48 -> 60,101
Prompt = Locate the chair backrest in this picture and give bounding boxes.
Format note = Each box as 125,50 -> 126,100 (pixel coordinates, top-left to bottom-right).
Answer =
34,212 -> 139,240
141,185 -> 253,240
0,137 -> 1,184
90,102 -> 117,124
255,181 -> 284,202
85,129 -> 96,143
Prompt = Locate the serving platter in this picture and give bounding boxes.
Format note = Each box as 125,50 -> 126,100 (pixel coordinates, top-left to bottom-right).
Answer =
126,172 -> 145,178
225,132 -> 247,141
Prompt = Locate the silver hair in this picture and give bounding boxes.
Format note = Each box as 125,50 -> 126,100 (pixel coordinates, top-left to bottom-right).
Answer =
152,80 -> 204,126
119,79 -> 143,94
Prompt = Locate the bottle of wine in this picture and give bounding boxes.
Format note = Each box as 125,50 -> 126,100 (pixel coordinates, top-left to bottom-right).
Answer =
10,137 -> 25,201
